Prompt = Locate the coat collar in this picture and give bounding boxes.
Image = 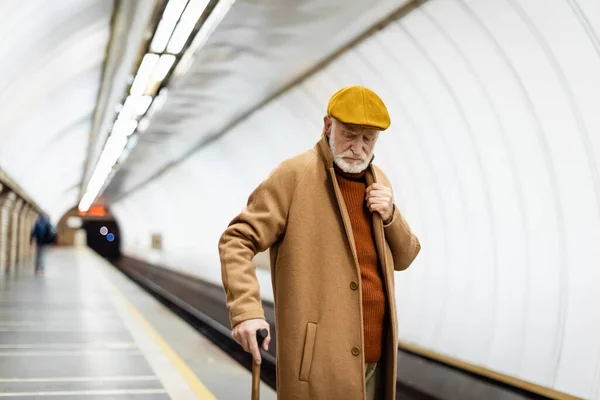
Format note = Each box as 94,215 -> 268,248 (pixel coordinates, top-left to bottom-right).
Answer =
316,132 -> 334,168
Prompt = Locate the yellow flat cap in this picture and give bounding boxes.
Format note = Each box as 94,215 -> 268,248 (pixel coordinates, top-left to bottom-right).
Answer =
327,85 -> 390,130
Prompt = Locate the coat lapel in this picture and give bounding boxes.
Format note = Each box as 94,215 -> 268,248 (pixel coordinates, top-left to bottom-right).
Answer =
316,134 -> 361,270
328,168 -> 360,270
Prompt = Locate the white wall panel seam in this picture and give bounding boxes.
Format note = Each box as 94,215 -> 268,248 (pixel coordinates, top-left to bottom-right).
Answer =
568,0 -> 600,58
507,0 -> 600,391
375,22 -> 471,350
420,3 -> 534,374
565,1 -> 600,397
399,18 -> 501,363
457,0 -> 569,384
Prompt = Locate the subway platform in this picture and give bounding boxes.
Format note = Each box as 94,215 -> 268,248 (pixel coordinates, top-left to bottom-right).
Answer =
0,247 -> 275,399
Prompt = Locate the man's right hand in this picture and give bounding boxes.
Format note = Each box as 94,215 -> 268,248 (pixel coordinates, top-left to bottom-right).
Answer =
232,318 -> 271,365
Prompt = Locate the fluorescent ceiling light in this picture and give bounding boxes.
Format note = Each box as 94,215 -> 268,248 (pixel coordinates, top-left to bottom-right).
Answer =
175,0 -> 236,77
163,0 -> 189,22
150,0 -> 189,52
166,0 -> 210,54
150,19 -> 177,53
145,55 -> 176,96
130,54 -> 160,96
135,96 -> 153,115
78,134 -> 127,212
99,134 -> 128,171
118,95 -> 152,120
112,119 -> 138,137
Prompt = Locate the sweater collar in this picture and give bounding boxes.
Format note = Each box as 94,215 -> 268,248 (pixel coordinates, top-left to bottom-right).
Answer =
333,163 -> 367,181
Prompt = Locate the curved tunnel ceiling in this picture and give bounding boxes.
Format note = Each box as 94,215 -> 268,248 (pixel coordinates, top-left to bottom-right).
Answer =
103,0 -> 412,201
111,0 -> 600,398
0,0 -> 114,222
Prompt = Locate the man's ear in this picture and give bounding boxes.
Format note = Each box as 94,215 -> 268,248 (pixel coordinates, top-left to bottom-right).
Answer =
323,115 -> 332,138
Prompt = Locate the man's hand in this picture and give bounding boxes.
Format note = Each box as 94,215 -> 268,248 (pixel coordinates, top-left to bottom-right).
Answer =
366,183 -> 394,224
232,318 -> 271,365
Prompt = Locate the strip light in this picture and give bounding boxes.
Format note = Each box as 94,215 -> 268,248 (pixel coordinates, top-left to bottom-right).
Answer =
166,0 -> 210,54
79,134 -> 128,212
79,0 -> 235,213
150,0 -> 189,53
176,0 -> 236,77
130,54 -> 160,96
118,95 -> 152,120
112,119 -> 138,137
145,55 -> 176,96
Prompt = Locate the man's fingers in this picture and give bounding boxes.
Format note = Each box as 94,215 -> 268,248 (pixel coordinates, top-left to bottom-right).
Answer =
248,336 -> 261,365
367,199 -> 391,211
366,194 -> 388,204
366,189 -> 391,199
368,203 -> 383,213
263,334 -> 271,351
370,204 -> 392,216
371,204 -> 383,212
367,197 -> 389,205
230,319 -> 270,360
367,183 -> 387,192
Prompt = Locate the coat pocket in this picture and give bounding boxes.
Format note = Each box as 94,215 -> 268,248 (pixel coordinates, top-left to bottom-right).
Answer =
299,322 -> 317,382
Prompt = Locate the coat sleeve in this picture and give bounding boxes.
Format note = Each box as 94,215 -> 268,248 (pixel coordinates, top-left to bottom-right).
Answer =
375,167 -> 421,271
218,163 -> 296,328
383,205 -> 421,271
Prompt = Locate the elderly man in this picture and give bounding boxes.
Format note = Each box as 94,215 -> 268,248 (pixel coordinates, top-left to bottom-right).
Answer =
218,85 -> 421,400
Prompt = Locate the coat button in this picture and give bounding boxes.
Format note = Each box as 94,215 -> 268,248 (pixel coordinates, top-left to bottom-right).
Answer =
351,346 -> 360,356
350,281 -> 358,290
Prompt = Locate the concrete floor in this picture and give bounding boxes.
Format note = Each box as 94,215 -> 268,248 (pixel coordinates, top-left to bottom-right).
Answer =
0,247 -> 276,400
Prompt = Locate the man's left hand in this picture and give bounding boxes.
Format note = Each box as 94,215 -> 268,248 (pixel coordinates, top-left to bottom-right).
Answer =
366,183 -> 394,224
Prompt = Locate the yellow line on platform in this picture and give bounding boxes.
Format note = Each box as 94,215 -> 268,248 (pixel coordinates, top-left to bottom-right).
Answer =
99,270 -> 216,400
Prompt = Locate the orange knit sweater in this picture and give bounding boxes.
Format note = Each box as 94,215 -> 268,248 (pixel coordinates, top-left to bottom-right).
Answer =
335,166 -> 387,363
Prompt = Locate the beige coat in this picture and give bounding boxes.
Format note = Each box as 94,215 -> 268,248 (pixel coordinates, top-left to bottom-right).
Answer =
219,133 -> 421,400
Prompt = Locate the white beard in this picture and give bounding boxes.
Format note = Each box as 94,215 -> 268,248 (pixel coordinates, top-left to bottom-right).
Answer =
329,132 -> 374,173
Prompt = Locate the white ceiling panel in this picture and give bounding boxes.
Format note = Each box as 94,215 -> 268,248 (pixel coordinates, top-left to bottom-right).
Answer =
0,0 -> 114,221
104,0 -> 412,201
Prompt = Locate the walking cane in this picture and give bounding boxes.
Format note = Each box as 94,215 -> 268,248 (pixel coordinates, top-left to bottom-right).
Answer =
252,328 -> 269,400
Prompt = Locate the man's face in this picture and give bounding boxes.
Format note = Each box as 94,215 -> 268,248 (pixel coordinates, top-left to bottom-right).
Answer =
325,116 -> 379,173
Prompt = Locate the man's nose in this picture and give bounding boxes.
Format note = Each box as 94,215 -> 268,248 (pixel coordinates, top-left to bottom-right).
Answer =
350,140 -> 363,155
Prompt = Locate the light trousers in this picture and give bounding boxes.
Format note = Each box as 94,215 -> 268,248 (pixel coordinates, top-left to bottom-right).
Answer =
365,362 -> 383,399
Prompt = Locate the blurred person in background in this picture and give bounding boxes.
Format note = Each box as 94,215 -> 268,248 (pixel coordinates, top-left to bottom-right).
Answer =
30,214 -> 55,274
219,85 -> 421,400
